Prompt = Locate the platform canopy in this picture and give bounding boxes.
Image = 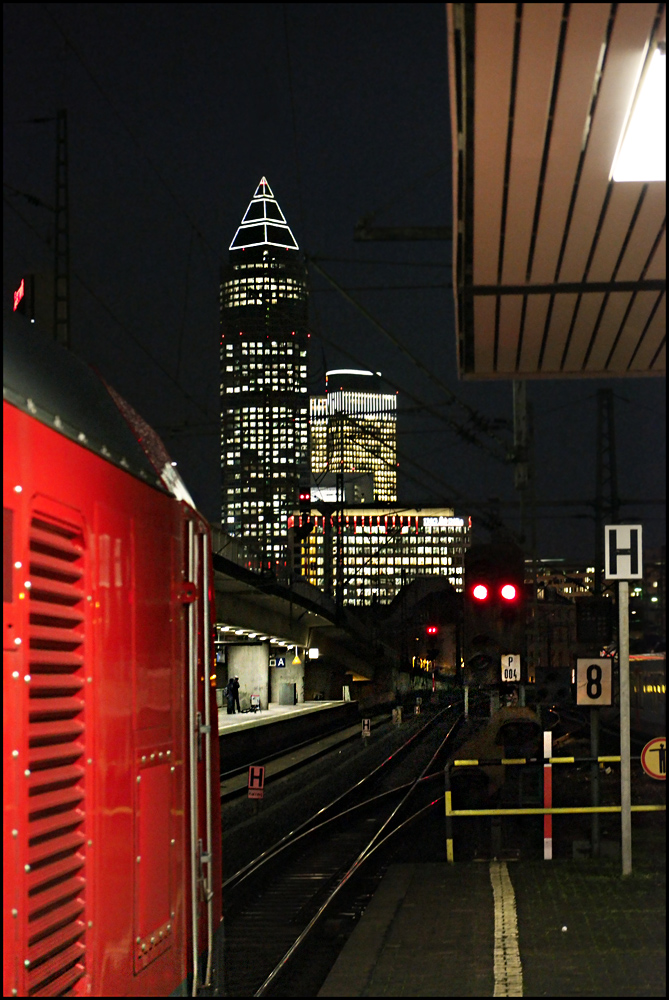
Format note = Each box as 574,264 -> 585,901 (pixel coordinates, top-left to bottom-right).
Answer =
446,3 -> 666,380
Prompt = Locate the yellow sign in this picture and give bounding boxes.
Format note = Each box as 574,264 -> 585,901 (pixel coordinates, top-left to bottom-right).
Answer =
641,738 -> 666,780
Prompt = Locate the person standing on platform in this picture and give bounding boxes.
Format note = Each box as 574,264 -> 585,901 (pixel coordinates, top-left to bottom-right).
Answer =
231,675 -> 241,714
225,679 -> 236,715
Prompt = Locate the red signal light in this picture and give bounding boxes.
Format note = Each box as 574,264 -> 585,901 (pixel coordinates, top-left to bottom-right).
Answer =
426,625 -> 438,634
472,584 -> 488,601
500,584 -> 517,601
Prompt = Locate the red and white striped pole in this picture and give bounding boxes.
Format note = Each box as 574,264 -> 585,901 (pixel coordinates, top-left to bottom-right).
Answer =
544,731 -> 552,860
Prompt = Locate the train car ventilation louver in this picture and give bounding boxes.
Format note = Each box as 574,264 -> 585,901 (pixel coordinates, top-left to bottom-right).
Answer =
25,513 -> 87,996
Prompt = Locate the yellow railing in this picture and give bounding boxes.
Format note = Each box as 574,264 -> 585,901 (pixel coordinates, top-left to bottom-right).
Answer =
444,756 -> 666,862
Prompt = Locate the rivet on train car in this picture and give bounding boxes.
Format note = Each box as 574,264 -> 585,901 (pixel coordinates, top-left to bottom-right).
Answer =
14,485 -> 23,493
136,937 -> 141,944
167,750 -> 171,756
12,988 -> 18,995
141,755 -> 146,762
12,672 -> 19,679
171,839 -> 175,846
14,638 -> 22,646
87,759 -> 92,765
137,775 -> 141,783
168,922 -> 172,930
88,921 -> 93,928
24,770 -> 30,778
136,856 -> 141,863
24,959 -> 30,967
88,677 -> 92,683
88,840 -> 93,846
12,750 -> 18,758
141,943 -> 146,952
23,673 -> 30,681
24,581 -> 31,589
150,936 -> 155,945
12,830 -> 18,837
159,930 -> 164,939
171,766 -> 175,772
14,561 -> 22,569
159,752 -> 163,758
150,753 -> 155,759
24,865 -> 31,873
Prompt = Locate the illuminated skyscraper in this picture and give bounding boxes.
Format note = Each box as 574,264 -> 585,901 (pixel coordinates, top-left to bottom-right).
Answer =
310,369 -> 397,503
220,177 -> 309,578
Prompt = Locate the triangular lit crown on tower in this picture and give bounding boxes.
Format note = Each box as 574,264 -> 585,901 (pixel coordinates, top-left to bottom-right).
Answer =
229,176 -> 299,251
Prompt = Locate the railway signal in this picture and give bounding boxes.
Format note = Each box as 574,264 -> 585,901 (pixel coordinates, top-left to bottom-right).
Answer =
463,541 -> 525,687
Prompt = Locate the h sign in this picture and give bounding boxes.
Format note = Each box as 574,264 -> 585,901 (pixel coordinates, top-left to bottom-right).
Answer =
604,525 -> 643,580
248,765 -> 265,799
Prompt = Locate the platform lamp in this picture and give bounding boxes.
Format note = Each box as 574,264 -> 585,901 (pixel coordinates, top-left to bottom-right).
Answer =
611,40 -> 665,182
292,647 -> 302,666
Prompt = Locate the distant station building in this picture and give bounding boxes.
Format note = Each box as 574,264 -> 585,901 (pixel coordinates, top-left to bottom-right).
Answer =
220,177 -> 310,579
290,506 -> 470,605
310,369 -> 398,503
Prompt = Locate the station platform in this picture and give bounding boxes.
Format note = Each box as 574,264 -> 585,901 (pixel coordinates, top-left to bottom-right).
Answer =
217,699 -> 350,735
318,826 -> 666,997
218,699 -> 364,796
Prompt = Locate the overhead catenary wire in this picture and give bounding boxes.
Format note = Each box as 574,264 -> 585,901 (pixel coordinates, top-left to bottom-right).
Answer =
307,257 -> 510,460
5,194 -> 215,423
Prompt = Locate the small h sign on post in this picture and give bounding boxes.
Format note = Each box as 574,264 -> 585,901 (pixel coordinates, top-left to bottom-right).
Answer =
604,524 -> 642,580
248,765 -> 265,800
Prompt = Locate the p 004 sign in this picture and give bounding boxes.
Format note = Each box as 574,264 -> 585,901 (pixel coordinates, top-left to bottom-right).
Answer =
501,655 -> 521,682
576,658 -> 612,706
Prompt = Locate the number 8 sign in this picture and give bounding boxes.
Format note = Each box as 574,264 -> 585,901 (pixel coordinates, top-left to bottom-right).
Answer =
576,658 -> 613,706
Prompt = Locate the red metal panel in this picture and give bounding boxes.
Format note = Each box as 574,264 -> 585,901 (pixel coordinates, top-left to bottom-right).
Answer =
5,393 -> 223,997
23,502 -> 89,996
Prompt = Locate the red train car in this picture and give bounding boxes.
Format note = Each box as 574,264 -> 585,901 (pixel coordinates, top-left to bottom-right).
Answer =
3,314 -> 223,996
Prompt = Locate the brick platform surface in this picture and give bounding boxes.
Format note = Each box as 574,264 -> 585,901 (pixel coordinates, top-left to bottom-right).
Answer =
318,827 -> 665,998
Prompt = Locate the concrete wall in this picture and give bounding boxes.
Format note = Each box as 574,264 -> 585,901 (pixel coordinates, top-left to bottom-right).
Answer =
270,654 -> 304,704
304,660 -> 348,701
227,644 -> 269,710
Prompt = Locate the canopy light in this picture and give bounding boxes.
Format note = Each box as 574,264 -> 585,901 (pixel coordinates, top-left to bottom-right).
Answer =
612,44 -> 666,182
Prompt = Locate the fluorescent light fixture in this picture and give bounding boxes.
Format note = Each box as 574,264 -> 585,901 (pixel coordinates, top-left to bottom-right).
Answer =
612,44 -> 666,182
308,647 -> 320,660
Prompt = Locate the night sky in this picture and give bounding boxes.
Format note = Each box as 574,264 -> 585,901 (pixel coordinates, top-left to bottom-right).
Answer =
3,3 -> 665,562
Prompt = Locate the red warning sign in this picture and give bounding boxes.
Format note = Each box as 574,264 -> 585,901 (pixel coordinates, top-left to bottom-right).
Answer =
640,738 -> 666,780
248,765 -> 265,799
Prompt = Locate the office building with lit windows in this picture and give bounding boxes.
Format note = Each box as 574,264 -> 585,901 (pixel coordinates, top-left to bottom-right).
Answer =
220,177 -> 309,578
310,369 -> 397,503
290,507 -> 470,605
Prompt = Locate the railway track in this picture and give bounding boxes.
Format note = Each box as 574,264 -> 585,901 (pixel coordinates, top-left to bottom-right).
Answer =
222,701 -> 465,997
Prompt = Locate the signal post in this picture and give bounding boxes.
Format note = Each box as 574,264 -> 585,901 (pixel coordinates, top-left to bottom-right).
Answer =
605,524 -> 643,876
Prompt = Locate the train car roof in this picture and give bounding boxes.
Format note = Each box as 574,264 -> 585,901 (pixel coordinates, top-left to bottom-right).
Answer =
4,312 -> 171,494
